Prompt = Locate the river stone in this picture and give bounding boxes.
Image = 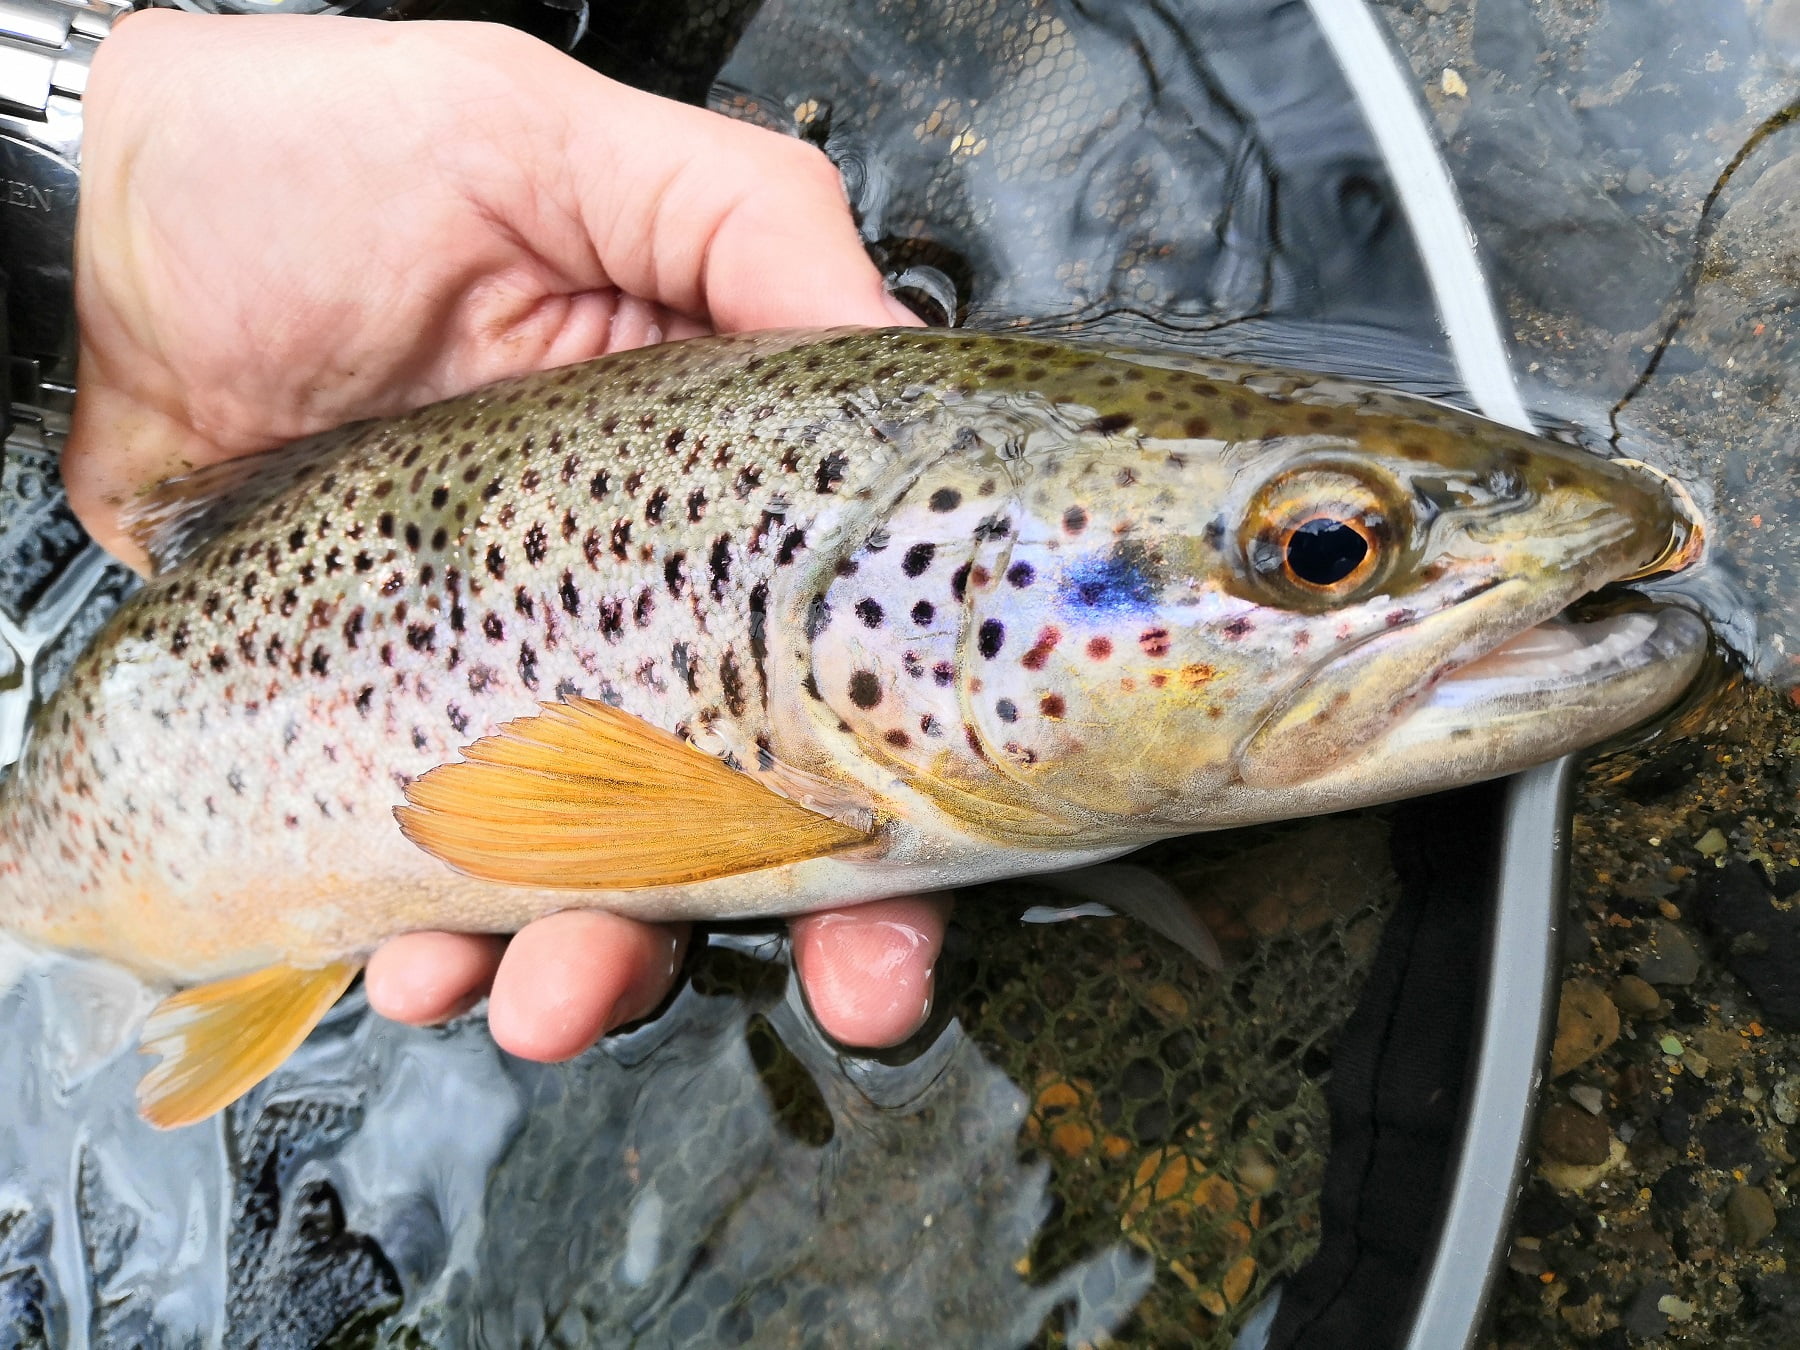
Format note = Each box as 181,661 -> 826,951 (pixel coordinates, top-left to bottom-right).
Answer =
1551,981 -> 1620,1078
1634,920 -> 1701,987
1539,1103 -> 1610,1165
1725,1185 -> 1778,1248
1611,974 -> 1661,1016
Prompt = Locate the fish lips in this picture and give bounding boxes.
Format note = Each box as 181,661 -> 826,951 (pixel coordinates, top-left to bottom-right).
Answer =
1235,579 -> 1710,793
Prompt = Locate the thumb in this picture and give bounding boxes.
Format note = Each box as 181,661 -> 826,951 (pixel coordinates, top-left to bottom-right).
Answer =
556,78 -> 921,332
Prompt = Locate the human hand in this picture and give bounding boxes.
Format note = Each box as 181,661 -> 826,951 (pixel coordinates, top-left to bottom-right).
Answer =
69,10 -> 948,1057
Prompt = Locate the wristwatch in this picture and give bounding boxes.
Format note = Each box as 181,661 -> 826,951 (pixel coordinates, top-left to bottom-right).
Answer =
0,0 -> 129,415
0,0 -> 133,772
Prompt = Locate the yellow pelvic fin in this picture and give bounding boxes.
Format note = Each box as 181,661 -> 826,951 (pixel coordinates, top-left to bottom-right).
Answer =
396,697 -> 875,889
136,961 -> 361,1130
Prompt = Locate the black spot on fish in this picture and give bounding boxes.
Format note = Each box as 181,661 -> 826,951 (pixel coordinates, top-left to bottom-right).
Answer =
973,515 -> 1010,541
559,572 -> 581,616
950,563 -> 972,601
709,536 -> 732,600
721,650 -> 747,716
611,520 -> 632,561
407,623 -> 436,652
1063,506 -> 1089,534
518,643 -> 540,690
589,471 -> 610,500
1007,562 -> 1035,588
903,543 -> 936,577
599,598 -> 624,641
929,487 -> 962,513
447,703 -> 469,734
664,552 -> 687,598
634,588 -> 655,627
645,487 -> 668,523
848,670 -> 882,709
911,600 -> 935,625
978,620 -> 1005,658
355,686 -> 375,715
1084,412 -> 1134,435
748,582 -> 770,706
482,613 -> 504,642
777,529 -> 806,565
524,523 -> 548,565
933,661 -> 956,687
310,648 -> 329,676
805,594 -> 833,638
672,642 -> 699,692
485,545 -> 505,580
431,527 -> 448,551
996,698 -> 1018,722
856,599 -> 884,628
514,587 -> 535,619
378,513 -> 396,539
688,488 -> 708,522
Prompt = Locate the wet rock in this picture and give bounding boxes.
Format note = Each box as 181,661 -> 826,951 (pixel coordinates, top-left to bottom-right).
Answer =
1540,1104 -> 1610,1165
1567,1084 -> 1604,1115
0,1209 -> 51,1350
1551,981 -> 1620,1077
1633,920 -> 1700,986
1724,1185 -> 1777,1248
1611,974 -> 1661,1016
1697,1112 -> 1762,1174
1694,862 -> 1800,1030
1622,1279 -> 1673,1340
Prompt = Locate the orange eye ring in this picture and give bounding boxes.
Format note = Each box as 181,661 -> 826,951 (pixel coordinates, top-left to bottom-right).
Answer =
1279,513 -> 1382,592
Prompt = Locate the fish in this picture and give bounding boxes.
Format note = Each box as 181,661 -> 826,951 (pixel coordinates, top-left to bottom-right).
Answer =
0,328 -> 1705,1127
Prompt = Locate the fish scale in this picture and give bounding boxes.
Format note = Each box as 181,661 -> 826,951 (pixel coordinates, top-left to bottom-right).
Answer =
0,327 -> 1700,1126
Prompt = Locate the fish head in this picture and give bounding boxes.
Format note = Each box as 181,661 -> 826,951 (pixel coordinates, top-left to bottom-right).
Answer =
803,370 -> 1706,839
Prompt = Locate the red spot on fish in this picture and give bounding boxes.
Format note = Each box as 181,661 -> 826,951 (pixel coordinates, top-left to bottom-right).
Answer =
1223,617 -> 1253,640
1086,636 -> 1113,661
1385,609 -> 1415,628
1021,626 -> 1062,670
1139,628 -> 1171,657
1040,693 -> 1066,718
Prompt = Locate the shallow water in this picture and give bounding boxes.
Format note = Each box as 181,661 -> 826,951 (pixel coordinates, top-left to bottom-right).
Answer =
5,1 -> 1800,1347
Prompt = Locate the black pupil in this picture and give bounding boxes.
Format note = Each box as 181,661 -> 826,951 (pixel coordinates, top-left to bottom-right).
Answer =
1286,518 -> 1368,586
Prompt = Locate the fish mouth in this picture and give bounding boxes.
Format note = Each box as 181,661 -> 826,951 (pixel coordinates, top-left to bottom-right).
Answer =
1430,604 -> 1708,706
1237,586 -> 1710,794
1322,600 -> 1709,797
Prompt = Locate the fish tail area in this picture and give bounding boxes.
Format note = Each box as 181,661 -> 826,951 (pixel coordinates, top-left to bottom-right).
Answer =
135,960 -> 361,1129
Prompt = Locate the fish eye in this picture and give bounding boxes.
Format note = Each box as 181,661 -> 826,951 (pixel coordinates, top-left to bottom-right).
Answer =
1283,516 -> 1375,589
1240,465 -> 1407,606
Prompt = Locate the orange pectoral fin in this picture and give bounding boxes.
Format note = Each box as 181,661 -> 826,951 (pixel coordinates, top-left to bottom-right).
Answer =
136,961 -> 361,1129
396,697 -> 874,890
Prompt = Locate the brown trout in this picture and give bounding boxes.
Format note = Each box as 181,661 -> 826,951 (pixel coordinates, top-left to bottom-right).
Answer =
0,329 -> 1703,1127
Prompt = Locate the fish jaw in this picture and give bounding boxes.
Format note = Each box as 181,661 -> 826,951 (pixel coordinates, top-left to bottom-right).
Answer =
1221,604 -> 1707,818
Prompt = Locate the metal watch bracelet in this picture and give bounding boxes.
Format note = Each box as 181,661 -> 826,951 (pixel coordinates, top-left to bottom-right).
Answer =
0,0 -> 131,414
